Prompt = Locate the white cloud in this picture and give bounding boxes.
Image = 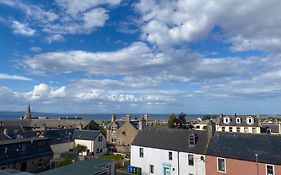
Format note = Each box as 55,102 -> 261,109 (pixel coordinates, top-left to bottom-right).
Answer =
0,73 -> 32,81
136,0 -> 281,52
11,20 -> 35,36
46,34 -> 64,43
24,84 -> 66,101
30,47 -> 42,52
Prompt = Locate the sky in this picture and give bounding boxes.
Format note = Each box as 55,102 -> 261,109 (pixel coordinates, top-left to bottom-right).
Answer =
0,0 -> 281,114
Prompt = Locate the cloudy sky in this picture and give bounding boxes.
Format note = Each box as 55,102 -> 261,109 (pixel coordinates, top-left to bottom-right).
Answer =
0,0 -> 281,114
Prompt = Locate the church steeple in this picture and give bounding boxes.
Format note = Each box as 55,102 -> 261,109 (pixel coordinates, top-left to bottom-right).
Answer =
23,103 -> 32,119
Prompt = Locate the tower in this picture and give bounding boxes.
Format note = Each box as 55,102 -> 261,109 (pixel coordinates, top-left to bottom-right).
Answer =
23,103 -> 32,119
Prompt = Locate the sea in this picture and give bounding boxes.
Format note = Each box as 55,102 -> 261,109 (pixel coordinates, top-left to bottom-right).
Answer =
0,111 -> 204,121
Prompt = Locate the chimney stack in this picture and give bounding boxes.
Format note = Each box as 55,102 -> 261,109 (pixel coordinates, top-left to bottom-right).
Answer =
111,114 -> 116,122
207,121 -> 216,138
125,115 -> 131,123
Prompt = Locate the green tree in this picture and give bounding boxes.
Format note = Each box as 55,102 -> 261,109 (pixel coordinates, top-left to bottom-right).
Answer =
167,114 -> 176,128
202,115 -> 211,120
75,144 -> 87,155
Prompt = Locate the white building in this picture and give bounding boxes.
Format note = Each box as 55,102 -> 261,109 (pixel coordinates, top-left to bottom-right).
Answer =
130,127 -> 211,175
216,114 -> 261,134
73,130 -> 107,157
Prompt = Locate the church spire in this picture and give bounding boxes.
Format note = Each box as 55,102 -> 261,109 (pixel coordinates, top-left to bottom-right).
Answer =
23,103 -> 32,119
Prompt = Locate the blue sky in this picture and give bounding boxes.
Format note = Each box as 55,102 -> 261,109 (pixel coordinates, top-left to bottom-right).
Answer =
0,0 -> 281,114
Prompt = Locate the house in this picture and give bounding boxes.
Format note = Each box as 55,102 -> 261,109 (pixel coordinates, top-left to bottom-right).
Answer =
73,130 -> 106,157
206,132 -> 281,175
261,122 -> 281,134
216,113 -> 261,133
0,137 -> 53,173
106,114 -> 148,153
130,127 -> 212,175
8,129 -> 75,158
37,158 -> 115,175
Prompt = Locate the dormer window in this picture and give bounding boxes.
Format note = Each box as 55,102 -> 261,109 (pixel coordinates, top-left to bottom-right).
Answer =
236,117 -> 241,124
189,134 -> 196,146
223,116 -> 231,124
246,116 -> 254,125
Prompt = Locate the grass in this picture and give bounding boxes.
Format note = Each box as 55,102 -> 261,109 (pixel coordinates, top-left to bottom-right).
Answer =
98,154 -> 123,161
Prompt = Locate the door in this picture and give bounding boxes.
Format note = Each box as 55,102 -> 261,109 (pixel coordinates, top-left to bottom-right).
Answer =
163,164 -> 171,175
20,162 -> 27,171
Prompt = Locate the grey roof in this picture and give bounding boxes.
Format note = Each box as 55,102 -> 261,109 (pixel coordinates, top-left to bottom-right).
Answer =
37,158 -> 113,175
207,132 -> 281,165
218,114 -> 260,127
261,123 -> 280,133
72,130 -> 102,140
0,137 -> 53,165
132,127 -> 209,154
8,129 -> 74,145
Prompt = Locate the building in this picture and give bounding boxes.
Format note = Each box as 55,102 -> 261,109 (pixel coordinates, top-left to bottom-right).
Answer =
0,137 -> 53,173
73,130 -> 106,157
216,114 -> 261,133
106,115 -> 148,152
206,132 -> 281,175
130,127 -> 211,175
261,122 -> 281,134
37,158 -> 115,175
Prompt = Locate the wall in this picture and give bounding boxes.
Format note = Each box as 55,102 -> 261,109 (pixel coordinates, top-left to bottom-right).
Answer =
131,145 -> 179,175
93,132 -> 107,156
206,156 -> 281,175
51,141 -> 75,155
216,125 -> 261,133
74,139 -> 94,155
179,152 -> 206,175
116,122 -> 138,152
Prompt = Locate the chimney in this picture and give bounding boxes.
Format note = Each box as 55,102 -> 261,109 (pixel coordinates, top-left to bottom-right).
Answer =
219,113 -> 224,118
138,118 -> 145,130
125,115 -> 131,123
111,114 -> 116,122
207,121 -> 216,138
143,114 -> 149,122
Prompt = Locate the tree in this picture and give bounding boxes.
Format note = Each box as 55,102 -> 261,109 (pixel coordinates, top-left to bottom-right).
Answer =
75,144 -> 87,155
167,114 -> 177,128
202,115 -> 211,121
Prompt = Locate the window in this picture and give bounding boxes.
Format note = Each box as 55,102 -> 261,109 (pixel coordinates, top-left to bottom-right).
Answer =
236,118 -> 241,124
122,131 -> 126,135
252,127 -> 256,133
223,116 -> 230,124
237,127 -> 240,132
38,159 -> 43,168
98,136 -> 103,142
189,134 -> 196,146
217,158 -> 226,173
111,126 -> 117,132
244,127 -> 249,133
139,148 -> 144,157
21,145 -> 26,152
222,127 -> 225,132
266,164 -> 274,175
188,154 -> 194,166
149,164 -> 154,174
229,127 -> 233,132
246,116 -> 254,125
169,152 -> 172,160
96,149 -> 100,154
111,137 -> 117,143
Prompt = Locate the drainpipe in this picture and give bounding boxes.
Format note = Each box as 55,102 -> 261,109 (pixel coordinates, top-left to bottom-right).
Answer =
255,154 -> 259,175
177,151 -> 180,175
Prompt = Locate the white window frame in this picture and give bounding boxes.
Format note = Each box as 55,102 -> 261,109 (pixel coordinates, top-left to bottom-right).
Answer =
149,164 -> 154,174
236,118 -> 241,124
188,154 -> 194,166
223,116 -> 230,124
217,157 -> 226,173
265,164 -> 274,175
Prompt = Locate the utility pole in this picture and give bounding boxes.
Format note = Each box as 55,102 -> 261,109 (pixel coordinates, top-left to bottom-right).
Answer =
255,154 -> 259,175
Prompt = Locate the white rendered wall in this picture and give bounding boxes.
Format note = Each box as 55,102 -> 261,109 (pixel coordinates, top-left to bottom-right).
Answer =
74,139 -> 94,155
179,152 -> 206,175
131,145 -> 179,175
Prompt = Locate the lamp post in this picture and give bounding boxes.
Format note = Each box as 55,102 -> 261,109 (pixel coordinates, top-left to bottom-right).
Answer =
255,154 -> 259,175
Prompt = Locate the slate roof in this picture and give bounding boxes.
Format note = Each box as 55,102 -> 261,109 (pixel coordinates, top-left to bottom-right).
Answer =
207,132 -> 281,165
218,114 -> 260,127
132,127 -> 209,154
0,137 -> 53,165
72,130 -> 102,140
37,158 -> 113,175
261,123 -> 280,133
8,129 -> 74,145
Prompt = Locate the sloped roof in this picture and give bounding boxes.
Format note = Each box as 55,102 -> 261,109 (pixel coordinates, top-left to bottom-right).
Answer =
132,127 -> 209,154
261,123 -> 280,133
72,130 -> 102,140
207,132 -> 281,165
37,158 -> 113,175
218,115 -> 260,127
